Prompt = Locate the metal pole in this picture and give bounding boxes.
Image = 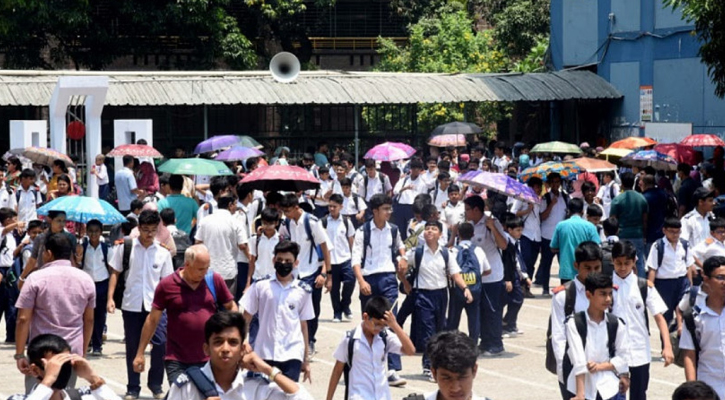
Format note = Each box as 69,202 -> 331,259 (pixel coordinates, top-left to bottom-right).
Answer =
203,105 -> 209,139
354,105 -> 360,165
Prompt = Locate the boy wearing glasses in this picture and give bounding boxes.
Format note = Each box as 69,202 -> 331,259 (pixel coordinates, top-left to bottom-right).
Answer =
691,218 -> 725,274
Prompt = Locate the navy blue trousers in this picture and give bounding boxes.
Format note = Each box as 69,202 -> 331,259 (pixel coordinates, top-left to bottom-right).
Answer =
520,235 -> 541,278
313,205 -> 329,219
503,278 -> 524,331
122,308 -> 167,394
91,279 -> 109,351
479,280 -> 504,353
0,267 -> 18,342
412,288 -> 448,369
330,260 -> 355,318
394,203 -> 414,240
359,272 -> 402,371
235,262 -> 249,302
536,238 -> 556,292
629,363 -> 650,400
655,276 -> 690,326
266,359 -> 302,382
299,269 -> 323,345
447,288 -> 481,340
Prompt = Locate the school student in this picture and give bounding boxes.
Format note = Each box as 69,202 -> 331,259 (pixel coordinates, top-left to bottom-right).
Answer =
679,255 -> 725,400
510,177 -> 543,295
339,178 -> 367,228
430,172 -> 451,212
424,330 -> 493,400
443,184 -> 465,247
611,241 -> 674,400
15,169 -> 43,224
241,240 -> 314,383
502,217 -> 531,337
564,273 -> 629,400
324,194 -> 356,322
76,219 -> 111,357
601,217 -> 620,277
325,296 -> 415,400
393,158 -> 428,239
311,166 -> 334,219
646,217 -> 694,326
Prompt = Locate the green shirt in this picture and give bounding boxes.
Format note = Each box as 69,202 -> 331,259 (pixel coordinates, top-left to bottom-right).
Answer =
158,194 -> 199,235
550,215 -> 601,280
609,190 -> 649,239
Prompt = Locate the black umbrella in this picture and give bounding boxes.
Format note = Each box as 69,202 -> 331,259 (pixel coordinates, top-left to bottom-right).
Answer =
430,121 -> 483,136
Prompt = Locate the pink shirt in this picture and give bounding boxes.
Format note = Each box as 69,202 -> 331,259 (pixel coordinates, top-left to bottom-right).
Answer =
16,259 -> 96,355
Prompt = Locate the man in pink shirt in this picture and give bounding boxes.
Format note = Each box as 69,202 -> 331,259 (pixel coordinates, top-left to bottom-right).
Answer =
14,232 -> 96,393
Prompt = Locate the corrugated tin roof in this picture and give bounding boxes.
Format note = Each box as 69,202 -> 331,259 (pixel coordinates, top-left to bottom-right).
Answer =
0,70 -> 621,107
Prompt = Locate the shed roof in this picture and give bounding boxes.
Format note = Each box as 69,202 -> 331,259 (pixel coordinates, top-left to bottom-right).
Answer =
0,69 -> 622,107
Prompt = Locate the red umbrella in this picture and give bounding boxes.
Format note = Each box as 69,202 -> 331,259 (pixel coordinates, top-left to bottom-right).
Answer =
107,144 -> 164,158
680,134 -> 725,148
654,144 -> 701,165
240,165 -> 319,192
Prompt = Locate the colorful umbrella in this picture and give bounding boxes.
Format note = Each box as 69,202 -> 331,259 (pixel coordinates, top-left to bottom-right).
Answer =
530,141 -> 583,154
598,147 -> 633,161
621,150 -> 678,171
427,134 -> 466,147
37,196 -> 126,224
571,157 -> 617,173
519,161 -> 582,182
215,146 -> 265,162
430,121 -> 482,136
194,135 -> 242,154
157,158 -> 233,176
107,144 -> 164,158
364,142 -> 416,161
680,134 -> 725,148
458,170 -> 540,204
654,143 -> 700,165
609,136 -> 657,149
240,165 -> 320,192
10,147 -> 74,167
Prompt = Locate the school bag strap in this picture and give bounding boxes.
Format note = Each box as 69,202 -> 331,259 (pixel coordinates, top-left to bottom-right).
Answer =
180,366 -> 220,398
204,270 -> 224,310
682,306 -> 700,364
81,238 -> 109,270
564,281 -> 576,317
656,237 -> 689,269
637,277 -> 651,334
361,221 -> 398,269
344,328 -> 388,400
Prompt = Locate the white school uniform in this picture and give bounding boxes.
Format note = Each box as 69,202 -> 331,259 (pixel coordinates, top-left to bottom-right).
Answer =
680,300 -> 725,400
278,211 -> 331,279
393,175 -> 428,205
681,210 -> 715,248
405,244 -> 461,290
645,239 -> 693,278
325,214 -> 355,264
551,278 -> 590,383
351,222 -> 404,274
249,233 -> 280,280
110,239 -> 174,312
443,201 -> 465,229
341,194 -> 366,216
471,216 -> 505,283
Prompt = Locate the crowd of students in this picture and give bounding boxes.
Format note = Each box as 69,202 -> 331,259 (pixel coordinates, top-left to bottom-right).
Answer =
1,139 -> 725,400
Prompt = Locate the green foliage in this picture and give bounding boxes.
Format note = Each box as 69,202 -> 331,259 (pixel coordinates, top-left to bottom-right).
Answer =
512,37 -> 549,72
664,0 -> 725,97
486,0 -> 550,59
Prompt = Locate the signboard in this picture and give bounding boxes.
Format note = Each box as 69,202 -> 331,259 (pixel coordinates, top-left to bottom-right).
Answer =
640,85 -> 653,122
644,122 -> 692,143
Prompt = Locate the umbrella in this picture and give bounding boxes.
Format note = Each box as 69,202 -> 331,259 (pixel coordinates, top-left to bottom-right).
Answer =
37,196 -> 126,224
240,165 -> 320,192
458,170 -> 540,204
215,146 -> 265,162
427,134 -> 466,147
364,142 -> 416,161
654,143 -> 700,165
571,157 -> 617,173
10,147 -> 74,167
530,141 -> 583,154
598,147 -> 633,161
430,121 -> 482,136
157,158 -> 233,176
519,161 -> 582,182
238,135 -> 264,149
680,134 -> 725,148
194,135 -> 242,154
107,144 -> 164,158
621,150 -> 678,171
609,136 -> 657,149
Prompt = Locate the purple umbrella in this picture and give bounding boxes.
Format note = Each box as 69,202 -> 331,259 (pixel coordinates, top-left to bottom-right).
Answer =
364,142 -> 416,161
215,146 -> 265,162
458,170 -> 540,204
194,135 -> 242,154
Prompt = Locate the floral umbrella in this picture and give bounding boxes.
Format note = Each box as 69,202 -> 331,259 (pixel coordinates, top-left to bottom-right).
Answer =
458,170 -> 540,204
519,161 -> 582,182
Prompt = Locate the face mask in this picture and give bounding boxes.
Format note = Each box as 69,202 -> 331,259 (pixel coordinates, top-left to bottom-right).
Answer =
40,360 -> 73,390
274,262 -> 294,277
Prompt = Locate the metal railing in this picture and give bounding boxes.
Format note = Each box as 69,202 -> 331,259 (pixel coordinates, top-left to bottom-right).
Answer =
307,37 -> 407,50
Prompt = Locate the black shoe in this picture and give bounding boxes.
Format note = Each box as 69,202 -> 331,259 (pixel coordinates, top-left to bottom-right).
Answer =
123,392 -> 139,400
523,287 -> 535,299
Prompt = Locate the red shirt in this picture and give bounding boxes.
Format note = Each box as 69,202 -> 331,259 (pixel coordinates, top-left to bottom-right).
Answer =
152,270 -> 234,363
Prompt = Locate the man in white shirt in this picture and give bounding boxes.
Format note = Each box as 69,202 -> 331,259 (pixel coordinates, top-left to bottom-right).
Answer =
167,311 -> 312,400
107,210 -> 174,400
539,173 -> 569,295
393,159 -> 428,239
196,195 -> 248,295
681,187 -> 715,249
324,195 -> 356,322
429,172 -> 451,213
692,218 -> 725,270
596,171 -> 620,217
443,185 -> 465,245
311,166 -> 334,218
196,176 -> 230,225
492,142 -> 510,173
15,169 -> 42,224
421,156 -> 439,190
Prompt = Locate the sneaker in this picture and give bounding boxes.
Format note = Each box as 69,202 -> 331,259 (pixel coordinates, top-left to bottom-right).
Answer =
422,369 -> 435,382
523,287 -> 535,299
90,350 -> 102,357
344,310 -> 353,320
152,391 -> 165,399
480,349 -> 505,358
387,371 -> 407,387
332,317 -> 342,323
123,392 -> 139,400
502,330 -> 517,339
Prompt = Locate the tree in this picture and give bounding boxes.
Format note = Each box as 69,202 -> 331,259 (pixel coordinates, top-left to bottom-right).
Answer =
665,0 -> 725,97
484,0 -> 550,59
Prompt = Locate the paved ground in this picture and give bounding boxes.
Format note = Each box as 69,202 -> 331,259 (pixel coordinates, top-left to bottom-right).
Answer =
0,263 -> 686,400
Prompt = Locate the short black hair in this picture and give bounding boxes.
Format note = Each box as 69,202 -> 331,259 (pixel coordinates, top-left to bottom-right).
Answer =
505,216 -> 524,229
663,217 -> 682,229
671,381 -> 720,400
463,195 -> 485,213
319,166 -> 330,175
138,210 -> 161,227
328,193 -> 344,205
363,296 -> 391,320
620,172 -> 635,190
437,171 -> 450,181
603,171 -> 615,179
421,204 -> 438,221
364,159 -> 376,168
603,217 -> 619,236
426,155 -> 437,164
169,175 -> 184,191
448,184 -> 460,193
86,219 -> 103,230
160,208 -> 176,226
677,163 -> 692,175
424,220 -> 443,232
279,193 -> 299,208
427,330 -> 478,374
339,177 -> 353,187
581,181 -> 596,193
121,218 -> 138,236
703,256 -> 725,278
20,168 -> 37,180
710,217 -> 725,232
274,240 -> 300,260
261,208 -> 280,223
27,219 -> 42,231
584,272 -> 612,293
217,194 -> 235,210
575,241 -> 602,263
0,207 -> 16,224
236,183 -> 254,201
568,197 -> 584,214
28,334 -> 71,370
45,232 -> 72,260
210,176 -> 228,197
527,176 -> 543,188
158,173 -> 170,187
368,194 -> 392,211
226,175 -> 239,189
546,172 -> 561,182
204,311 -> 246,343
458,222 -> 474,241
586,204 -> 603,219
409,158 -> 424,170
47,210 -> 66,221
437,160 -> 450,171
130,199 -> 144,212
612,240 -> 636,260
122,155 -> 134,167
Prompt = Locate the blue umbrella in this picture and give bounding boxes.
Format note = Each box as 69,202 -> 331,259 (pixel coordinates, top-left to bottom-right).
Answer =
37,196 -> 127,225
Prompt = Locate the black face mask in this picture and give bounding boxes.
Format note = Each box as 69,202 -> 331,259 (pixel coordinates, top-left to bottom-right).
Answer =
41,360 -> 73,390
274,261 -> 294,277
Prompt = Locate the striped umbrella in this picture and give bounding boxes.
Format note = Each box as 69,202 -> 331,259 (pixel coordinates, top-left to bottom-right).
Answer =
519,161 -> 582,182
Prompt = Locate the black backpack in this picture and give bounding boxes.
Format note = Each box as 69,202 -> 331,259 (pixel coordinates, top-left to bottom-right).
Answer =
545,282 -> 577,374
113,239 -> 134,307
343,328 -> 388,400
562,311 -> 620,384
360,221 -> 399,269
321,215 -> 351,237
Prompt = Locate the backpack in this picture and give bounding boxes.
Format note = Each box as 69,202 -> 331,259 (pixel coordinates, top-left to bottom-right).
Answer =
543,191 -> 570,209
655,237 -> 689,271
283,213 -> 322,264
321,215 -> 351,238
179,366 -> 219,398
343,328 -> 388,400
545,281 -> 577,374
350,193 -> 362,212
360,221 -> 399,269
204,270 -> 225,311
113,239 -> 134,307
562,311 -> 620,384
363,172 -> 388,199
16,187 -> 39,204
394,177 -> 410,203
672,285 -> 701,368
80,238 -> 109,272
171,230 -> 193,271
404,245 -> 449,291
601,240 -> 615,277
12,242 -> 33,281
403,221 -> 426,251
449,244 -> 482,300
665,191 -> 679,219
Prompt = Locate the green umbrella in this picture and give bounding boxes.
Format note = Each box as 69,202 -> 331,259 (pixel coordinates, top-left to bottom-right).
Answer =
238,135 -> 263,149
158,158 -> 233,176
530,141 -> 583,154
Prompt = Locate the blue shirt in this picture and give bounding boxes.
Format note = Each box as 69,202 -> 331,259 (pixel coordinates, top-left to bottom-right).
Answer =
550,215 -> 601,280
114,167 -> 137,211
314,152 -> 329,167
158,194 -> 200,235
642,187 -> 668,243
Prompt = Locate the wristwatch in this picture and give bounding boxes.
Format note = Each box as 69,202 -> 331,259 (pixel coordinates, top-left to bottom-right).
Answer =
14,353 -> 26,360
320,272 -> 328,279
269,367 -> 282,382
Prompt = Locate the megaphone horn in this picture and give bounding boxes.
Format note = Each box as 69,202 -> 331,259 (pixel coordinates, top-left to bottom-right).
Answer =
270,52 -> 301,83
